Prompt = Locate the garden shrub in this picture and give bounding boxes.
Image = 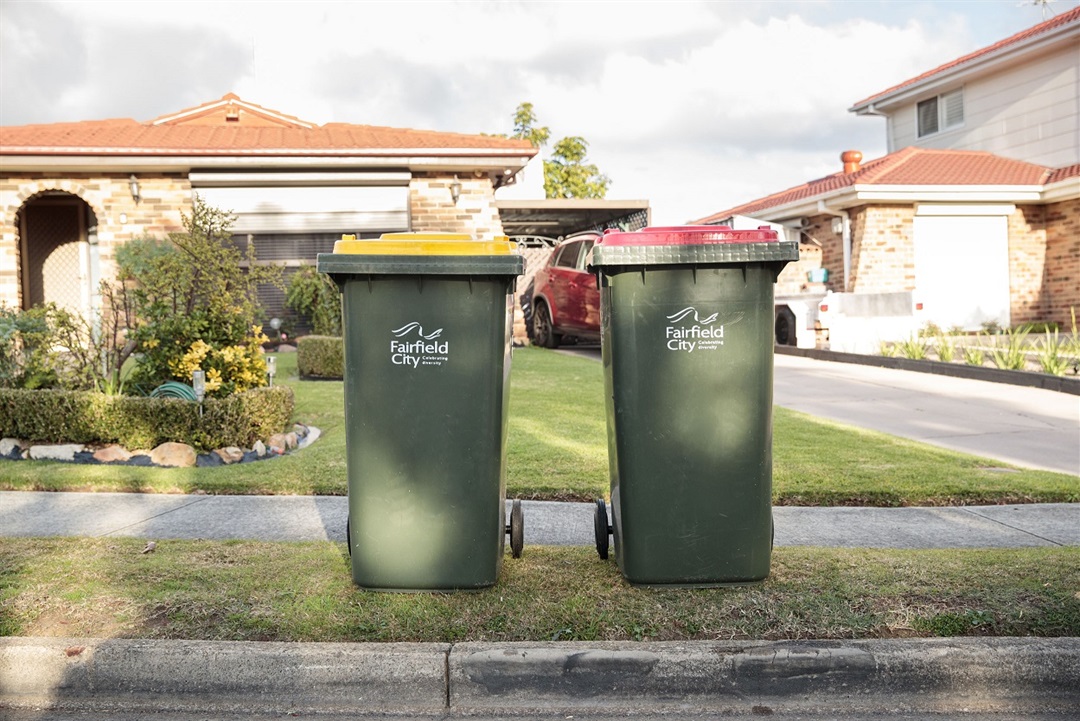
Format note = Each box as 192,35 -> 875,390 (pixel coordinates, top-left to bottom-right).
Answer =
116,196 -> 283,396
286,266 -> 342,337
0,304 -> 101,391
297,336 -> 344,379
0,386 -> 294,452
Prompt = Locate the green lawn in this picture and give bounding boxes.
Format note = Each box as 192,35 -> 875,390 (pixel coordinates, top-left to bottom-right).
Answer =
1,538 -> 1076,641
0,347 -> 1075,505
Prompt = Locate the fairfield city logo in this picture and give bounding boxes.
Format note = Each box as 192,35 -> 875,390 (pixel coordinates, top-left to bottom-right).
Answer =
390,322 -> 449,368
665,307 -> 725,353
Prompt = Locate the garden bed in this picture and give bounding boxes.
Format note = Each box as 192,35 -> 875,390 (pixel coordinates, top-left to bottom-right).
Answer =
777,345 -> 1080,395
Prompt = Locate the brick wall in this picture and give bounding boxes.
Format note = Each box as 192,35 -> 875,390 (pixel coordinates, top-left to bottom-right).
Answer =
774,207 -> 917,296
409,174 -> 504,237
1007,205 -> 1048,325
4,171 -> 510,312
1043,198 -> 1080,327
1,173 -> 189,309
850,205 -> 916,293
775,241 -> 823,296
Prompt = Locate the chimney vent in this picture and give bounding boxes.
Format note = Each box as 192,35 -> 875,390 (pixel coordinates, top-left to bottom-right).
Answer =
841,150 -> 863,174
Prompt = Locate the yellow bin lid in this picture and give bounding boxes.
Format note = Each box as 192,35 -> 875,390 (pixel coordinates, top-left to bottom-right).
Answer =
334,232 -> 517,256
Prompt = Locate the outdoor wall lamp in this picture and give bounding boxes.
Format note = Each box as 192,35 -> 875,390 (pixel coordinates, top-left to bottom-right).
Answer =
267,356 -> 276,387
450,176 -> 462,204
129,174 -> 141,204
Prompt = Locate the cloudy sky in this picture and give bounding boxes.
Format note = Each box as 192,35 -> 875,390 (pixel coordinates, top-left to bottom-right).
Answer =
1,0 -> 1073,225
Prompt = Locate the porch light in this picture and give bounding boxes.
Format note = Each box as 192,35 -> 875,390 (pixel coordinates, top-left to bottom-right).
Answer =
450,176 -> 462,204
128,174 -> 141,204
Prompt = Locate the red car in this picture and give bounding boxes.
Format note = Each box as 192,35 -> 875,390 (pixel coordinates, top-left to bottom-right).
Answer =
529,232 -> 601,348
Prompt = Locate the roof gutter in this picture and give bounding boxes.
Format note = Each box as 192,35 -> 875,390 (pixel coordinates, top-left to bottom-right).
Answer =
0,153 -> 534,175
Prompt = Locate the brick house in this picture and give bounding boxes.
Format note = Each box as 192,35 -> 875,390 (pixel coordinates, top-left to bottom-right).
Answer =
693,8 -> 1080,337
0,94 -> 537,325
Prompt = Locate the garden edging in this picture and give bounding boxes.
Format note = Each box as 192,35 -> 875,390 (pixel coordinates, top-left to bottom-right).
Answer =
776,345 -> 1080,395
0,425 -> 321,469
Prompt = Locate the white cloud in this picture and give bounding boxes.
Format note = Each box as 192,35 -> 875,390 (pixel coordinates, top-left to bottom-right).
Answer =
3,0 -> 1069,225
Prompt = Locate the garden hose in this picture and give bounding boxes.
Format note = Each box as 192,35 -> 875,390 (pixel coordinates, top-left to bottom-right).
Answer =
149,381 -> 199,402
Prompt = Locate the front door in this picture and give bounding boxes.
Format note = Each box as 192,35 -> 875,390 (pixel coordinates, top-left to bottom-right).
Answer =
20,197 -> 90,314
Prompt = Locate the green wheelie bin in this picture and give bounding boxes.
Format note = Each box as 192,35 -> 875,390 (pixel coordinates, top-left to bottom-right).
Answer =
317,233 -> 525,591
589,225 -> 798,587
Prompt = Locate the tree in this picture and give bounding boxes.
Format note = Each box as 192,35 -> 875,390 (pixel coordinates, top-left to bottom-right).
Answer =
506,102 -> 610,199
544,136 -> 611,200
511,102 -> 551,149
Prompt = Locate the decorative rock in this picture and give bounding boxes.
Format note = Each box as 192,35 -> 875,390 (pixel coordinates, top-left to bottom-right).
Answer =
253,440 -> 267,458
298,427 -> 322,449
293,423 -> 309,439
28,444 -> 85,462
149,442 -> 197,468
93,445 -> 132,463
1,438 -> 26,459
267,434 -> 288,453
214,446 -> 245,464
285,432 -> 298,450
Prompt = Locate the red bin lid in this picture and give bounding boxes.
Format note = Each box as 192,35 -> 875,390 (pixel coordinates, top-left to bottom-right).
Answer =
599,225 -> 778,246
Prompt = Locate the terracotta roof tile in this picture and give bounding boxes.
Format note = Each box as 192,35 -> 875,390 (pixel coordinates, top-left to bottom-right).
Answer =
851,6 -> 1080,109
1047,164 -> 1080,184
692,148 -> 1058,223
0,95 -> 536,156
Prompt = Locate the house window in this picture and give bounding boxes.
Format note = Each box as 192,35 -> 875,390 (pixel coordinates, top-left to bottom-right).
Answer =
917,88 -> 964,137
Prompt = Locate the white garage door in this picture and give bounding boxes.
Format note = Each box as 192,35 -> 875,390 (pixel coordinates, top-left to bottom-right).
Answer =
913,213 -> 1010,331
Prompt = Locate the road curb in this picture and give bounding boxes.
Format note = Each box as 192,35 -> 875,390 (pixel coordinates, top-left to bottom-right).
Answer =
3,637 -> 1078,715
0,637 -> 450,714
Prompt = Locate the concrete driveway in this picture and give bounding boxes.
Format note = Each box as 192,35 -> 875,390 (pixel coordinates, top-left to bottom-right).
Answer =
773,354 -> 1079,476
556,346 -> 1079,476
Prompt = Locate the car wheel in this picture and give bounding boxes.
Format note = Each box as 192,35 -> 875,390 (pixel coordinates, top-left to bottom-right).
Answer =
532,301 -> 561,349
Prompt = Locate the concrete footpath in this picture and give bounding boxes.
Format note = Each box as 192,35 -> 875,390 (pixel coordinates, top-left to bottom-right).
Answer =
2,491 -> 1080,548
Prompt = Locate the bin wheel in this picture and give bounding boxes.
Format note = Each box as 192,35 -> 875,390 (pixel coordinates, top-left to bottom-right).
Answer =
594,498 -> 610,560
532,302 -> 561,349
346,517 -> 352,557
508,499 -> 524,559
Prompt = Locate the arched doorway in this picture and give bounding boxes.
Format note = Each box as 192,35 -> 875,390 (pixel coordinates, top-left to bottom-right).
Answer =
18,192 -> 99,316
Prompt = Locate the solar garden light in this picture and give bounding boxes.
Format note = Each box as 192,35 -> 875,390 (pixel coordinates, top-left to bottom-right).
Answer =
267,355 -> 276,387
269,317 -> 282,340
192,369 -> 206,417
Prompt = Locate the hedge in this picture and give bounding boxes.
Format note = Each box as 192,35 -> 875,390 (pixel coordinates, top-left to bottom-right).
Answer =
0,386 -> 295,452
297,335 -> 344,379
